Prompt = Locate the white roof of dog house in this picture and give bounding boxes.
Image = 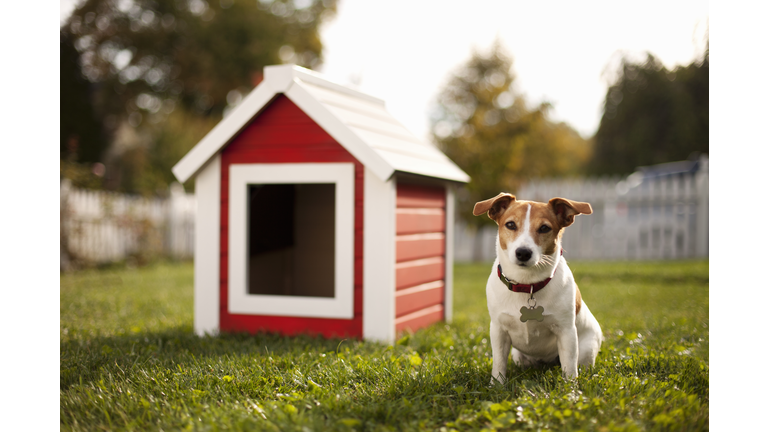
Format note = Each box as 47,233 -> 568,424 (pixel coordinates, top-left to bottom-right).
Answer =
172,65 -> 470,184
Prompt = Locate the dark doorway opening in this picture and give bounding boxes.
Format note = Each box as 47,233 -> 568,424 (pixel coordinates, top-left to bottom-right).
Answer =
247,183 -> 335,298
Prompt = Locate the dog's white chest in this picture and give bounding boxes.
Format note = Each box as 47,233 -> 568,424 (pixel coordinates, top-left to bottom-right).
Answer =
497,310 -> 556,354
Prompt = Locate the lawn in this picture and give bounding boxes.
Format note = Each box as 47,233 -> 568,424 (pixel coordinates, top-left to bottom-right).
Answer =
60,260 -> 708,431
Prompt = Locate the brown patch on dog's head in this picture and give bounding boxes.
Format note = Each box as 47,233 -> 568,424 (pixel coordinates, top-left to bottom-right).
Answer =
548,197 -> 592,228
523,201 -> 563,255
474,194 -> 593,257
473,193 -> 516,223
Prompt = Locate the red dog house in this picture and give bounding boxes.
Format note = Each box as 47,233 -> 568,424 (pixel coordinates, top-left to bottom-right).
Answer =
172,65 -> 469,342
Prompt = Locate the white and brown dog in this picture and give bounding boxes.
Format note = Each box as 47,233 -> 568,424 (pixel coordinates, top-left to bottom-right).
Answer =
473,193 -> 602,380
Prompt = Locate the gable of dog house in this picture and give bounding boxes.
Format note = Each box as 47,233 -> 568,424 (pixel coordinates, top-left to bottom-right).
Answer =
172,64 -> 469,185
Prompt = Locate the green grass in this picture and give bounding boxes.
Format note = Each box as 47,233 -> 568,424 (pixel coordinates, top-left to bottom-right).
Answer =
60,260 -> 708,431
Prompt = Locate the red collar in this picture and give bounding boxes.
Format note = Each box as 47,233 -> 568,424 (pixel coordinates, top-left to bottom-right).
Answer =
497,250 -> 562,293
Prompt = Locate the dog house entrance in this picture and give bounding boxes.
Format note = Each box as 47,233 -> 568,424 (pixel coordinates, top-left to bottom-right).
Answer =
247,183 -> 335,298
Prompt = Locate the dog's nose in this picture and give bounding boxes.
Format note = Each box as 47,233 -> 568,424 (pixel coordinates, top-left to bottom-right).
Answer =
516,247 -> 532,262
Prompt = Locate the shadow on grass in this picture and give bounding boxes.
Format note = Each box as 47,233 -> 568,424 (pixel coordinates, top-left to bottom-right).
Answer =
60,325 -> 368,390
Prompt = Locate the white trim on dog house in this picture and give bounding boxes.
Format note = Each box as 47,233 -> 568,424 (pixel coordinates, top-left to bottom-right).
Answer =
193,155 -> 221,336
228,163 -> 356,319
444,185 -> 456,323
172,64 -> 470,185
362,166 -> 397,342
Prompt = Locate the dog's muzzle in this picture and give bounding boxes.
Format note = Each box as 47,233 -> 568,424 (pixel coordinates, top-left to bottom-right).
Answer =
515,247 -> 532,264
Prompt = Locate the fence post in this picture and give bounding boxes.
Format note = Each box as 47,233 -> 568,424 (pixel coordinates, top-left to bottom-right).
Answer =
60,180 -> 72,271
695,157 -> 709,257
169,182 -> 185,260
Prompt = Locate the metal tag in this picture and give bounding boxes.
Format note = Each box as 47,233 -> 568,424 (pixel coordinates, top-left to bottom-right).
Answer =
520,305 -> 544,322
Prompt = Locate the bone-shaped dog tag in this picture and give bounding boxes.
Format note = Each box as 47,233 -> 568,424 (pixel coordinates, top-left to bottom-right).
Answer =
520,305 -> 544,322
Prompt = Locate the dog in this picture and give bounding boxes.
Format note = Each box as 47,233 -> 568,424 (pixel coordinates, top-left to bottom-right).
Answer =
473,193 -> 603,380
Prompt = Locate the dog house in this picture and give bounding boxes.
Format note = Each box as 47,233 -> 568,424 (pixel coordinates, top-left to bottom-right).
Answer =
172,65 -> 469,343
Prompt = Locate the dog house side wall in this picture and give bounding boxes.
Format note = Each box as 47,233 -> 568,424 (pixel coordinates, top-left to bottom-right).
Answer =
393,180 -> 448,333
218,94 -> 364,338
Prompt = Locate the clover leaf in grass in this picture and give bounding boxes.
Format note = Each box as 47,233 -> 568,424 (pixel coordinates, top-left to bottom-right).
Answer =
339,418 -> 361,427
307,378 -> 322,391
282,404 -> 298,415
409,353 -> 423,366
434,373 -> 448,385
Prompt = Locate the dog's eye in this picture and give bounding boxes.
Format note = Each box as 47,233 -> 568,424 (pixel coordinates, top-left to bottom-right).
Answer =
538,225 -> 551,234
505,221 -> 517,231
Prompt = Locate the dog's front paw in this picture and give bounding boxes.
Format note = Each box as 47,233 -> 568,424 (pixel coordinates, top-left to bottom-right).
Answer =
490,373 -> 506,386
561,367 -> 578,380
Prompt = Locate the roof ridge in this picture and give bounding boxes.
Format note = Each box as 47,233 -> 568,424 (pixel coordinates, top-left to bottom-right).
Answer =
269,64 -> 386,106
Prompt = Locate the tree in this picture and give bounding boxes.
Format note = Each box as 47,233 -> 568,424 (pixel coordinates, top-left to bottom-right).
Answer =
107,107 -> 218,194
589,46 -> 709,175
430,41 -> 591,230
61,0 -> 337,194
61,32 -> 106,164
61,31 -> 110,190
63,0 -> 337,122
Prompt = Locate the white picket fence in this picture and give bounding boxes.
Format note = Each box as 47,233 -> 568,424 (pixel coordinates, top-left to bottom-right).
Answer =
60,180 -> 195,268
454,157 -> 708,262
61,157 -> 708,268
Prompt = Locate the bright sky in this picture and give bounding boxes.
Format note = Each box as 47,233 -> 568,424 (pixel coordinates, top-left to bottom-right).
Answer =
318,0 -> 709,141
61,0 -> 709,140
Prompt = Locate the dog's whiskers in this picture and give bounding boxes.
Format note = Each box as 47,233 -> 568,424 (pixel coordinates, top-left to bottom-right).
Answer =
534,254 -> 556,268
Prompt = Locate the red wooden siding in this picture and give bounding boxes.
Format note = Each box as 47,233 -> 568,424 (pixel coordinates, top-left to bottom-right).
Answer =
397,184 -> 446,208
394,305 -> 444,334
394,183 -> 446,333
396,233 -> 445,262
219,95 -> 364,339
395,280 -> 445,317
395,257 -> 445,289
396,209 -> 446,235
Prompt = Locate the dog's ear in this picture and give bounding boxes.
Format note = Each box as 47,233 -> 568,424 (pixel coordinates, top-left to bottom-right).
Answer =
473,193 -> 516,222
548,197 -> 592,227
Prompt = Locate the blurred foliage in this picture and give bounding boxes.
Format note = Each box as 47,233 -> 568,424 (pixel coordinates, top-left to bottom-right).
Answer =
61,32 -> 107,164
431,40 -> 591,227
60,160 -> 105,190
61,0 -> 337,194
590,44 -> 709,175
106,108 -> 218,195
